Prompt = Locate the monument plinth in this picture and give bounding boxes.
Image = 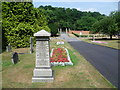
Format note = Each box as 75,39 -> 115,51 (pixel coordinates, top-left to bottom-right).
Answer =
32,30 -> 54,82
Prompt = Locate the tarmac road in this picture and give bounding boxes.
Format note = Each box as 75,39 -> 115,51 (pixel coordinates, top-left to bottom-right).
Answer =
60,34 -> 118,87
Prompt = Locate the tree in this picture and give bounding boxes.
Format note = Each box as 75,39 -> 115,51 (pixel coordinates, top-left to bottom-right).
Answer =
92,17 -> 118,39
48,22 -> 59,36
38,5 -> 105,33
2,2 -> 50,49
110,11 -> 120,34
76,16 -> 97,30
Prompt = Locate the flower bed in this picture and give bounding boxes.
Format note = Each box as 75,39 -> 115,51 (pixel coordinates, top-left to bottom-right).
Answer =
91,41 -> 108,44
50,48 -> 73,66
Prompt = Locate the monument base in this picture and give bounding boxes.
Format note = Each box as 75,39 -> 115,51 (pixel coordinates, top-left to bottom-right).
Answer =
32,68 -> 54,82
32,76 -> 54,82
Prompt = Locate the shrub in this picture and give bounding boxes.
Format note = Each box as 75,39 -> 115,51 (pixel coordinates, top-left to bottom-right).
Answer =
72,32 -> 80,37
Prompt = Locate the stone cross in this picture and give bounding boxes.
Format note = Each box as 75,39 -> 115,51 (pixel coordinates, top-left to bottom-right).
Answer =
32,30 -> 54,82
30,37 -> 34,54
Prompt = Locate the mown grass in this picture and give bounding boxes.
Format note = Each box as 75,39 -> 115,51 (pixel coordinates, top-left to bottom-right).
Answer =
81,39 -> 119,49
70,33 -> 119,49
2,38 -> 115,88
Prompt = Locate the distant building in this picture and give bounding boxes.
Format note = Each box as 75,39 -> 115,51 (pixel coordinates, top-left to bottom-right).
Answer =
69,30 -> 90,35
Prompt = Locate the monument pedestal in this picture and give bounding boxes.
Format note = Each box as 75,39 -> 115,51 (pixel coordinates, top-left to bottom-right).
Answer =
32,77 -> 54,82
32,30 -> 54,82
32,68 -> 54,82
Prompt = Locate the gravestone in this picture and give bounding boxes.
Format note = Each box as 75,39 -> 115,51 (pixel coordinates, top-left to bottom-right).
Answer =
32,30 -> 54,82
92,35 -> 95,41
60,28 -> 62,35
69,28 -> 70,33
79,32 -> 82,35
66,28 -> 68,34
11,52 -> 19,64
30,37 -> 34,54
56,41 -> 64,45
6,44 -> 11,52
58,28 -> 60,34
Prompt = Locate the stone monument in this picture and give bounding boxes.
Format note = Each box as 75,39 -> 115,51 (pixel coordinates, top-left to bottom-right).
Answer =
60,28 -> 62,35
92,34 -> 95,41
66,28 -> 68,34
6,44 -> 12,52
32,30 -> 54,82
30,37 -> 34,54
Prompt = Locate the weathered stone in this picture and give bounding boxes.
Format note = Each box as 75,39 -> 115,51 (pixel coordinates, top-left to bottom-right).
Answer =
92,35 -> 95,41
6,44 -> 12,52
66,28 -> 68,34
30,37 -> 34,54
11,52 -> 19,64
32,30 -> 54,82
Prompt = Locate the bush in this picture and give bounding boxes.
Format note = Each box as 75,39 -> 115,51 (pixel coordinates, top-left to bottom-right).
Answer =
2,2 -> 50,49
80,35 -> 88,37
72,32 -> 80,37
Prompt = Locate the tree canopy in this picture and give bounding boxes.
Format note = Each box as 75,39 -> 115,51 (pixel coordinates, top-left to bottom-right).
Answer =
3,3 -> 118,49
38,5 -> 105,35
92,11 -> 119,39
2,2 -> 50,49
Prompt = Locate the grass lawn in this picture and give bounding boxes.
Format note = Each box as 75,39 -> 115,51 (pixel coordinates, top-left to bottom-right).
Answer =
69,33 -> 119,49
2,38 -> 115,88
81,38 -> 119,49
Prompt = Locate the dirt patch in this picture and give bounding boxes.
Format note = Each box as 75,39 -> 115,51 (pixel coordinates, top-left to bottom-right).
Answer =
12,48 -> 30,53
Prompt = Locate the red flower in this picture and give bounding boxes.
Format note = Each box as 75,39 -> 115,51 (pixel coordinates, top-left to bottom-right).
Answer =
50,48 -> 69,63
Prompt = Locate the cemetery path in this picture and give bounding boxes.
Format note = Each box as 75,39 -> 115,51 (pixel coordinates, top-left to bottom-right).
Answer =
60,34 -> 118,88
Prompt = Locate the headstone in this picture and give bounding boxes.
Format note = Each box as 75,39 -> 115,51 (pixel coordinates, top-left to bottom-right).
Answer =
66,28 -> 68,34
60,28 -> 62,35
32,30 -> 54,82
11,52 -> 19,64
92,34 -> 95,41
69,28 -> 70,33
58,28 -> 60,34
56,41 -> 64,45
6,44 -> 11,52
30,37 -> 34,54
79,32 -> 82,35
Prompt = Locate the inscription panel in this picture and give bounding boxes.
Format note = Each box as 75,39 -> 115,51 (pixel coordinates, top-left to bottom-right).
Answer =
36,41 -> 50,67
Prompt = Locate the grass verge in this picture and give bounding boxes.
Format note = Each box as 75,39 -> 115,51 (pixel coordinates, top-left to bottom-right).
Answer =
2,38 -> 115,88
81,39 -> 119,49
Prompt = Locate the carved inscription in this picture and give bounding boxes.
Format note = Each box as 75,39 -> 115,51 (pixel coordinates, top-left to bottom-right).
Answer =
36,41 -> 49,67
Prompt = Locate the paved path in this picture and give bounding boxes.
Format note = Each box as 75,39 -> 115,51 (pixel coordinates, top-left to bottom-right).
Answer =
60,34 -> 118,87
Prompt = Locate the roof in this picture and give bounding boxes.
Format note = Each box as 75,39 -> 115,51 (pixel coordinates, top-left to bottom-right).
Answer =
69,30 -> 90,34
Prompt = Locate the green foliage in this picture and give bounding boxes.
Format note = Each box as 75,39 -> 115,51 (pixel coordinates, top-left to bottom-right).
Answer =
72,32 -> 80,37
80,35 -> 88,37
48,22 -> 58,36
38,5 -> 105,32
110,11 -> 120,33
76,16 -> 97,30
92,14 -> 119,39
2,2 -> 50,48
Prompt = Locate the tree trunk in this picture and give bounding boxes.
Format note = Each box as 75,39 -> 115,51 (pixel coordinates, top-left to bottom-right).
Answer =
110,35 -> 112,39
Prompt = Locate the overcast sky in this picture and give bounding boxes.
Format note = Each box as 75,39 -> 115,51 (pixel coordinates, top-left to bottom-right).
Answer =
33,0 -> 119,16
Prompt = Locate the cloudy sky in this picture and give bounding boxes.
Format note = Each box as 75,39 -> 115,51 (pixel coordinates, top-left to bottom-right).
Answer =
33,0 -> 119,16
